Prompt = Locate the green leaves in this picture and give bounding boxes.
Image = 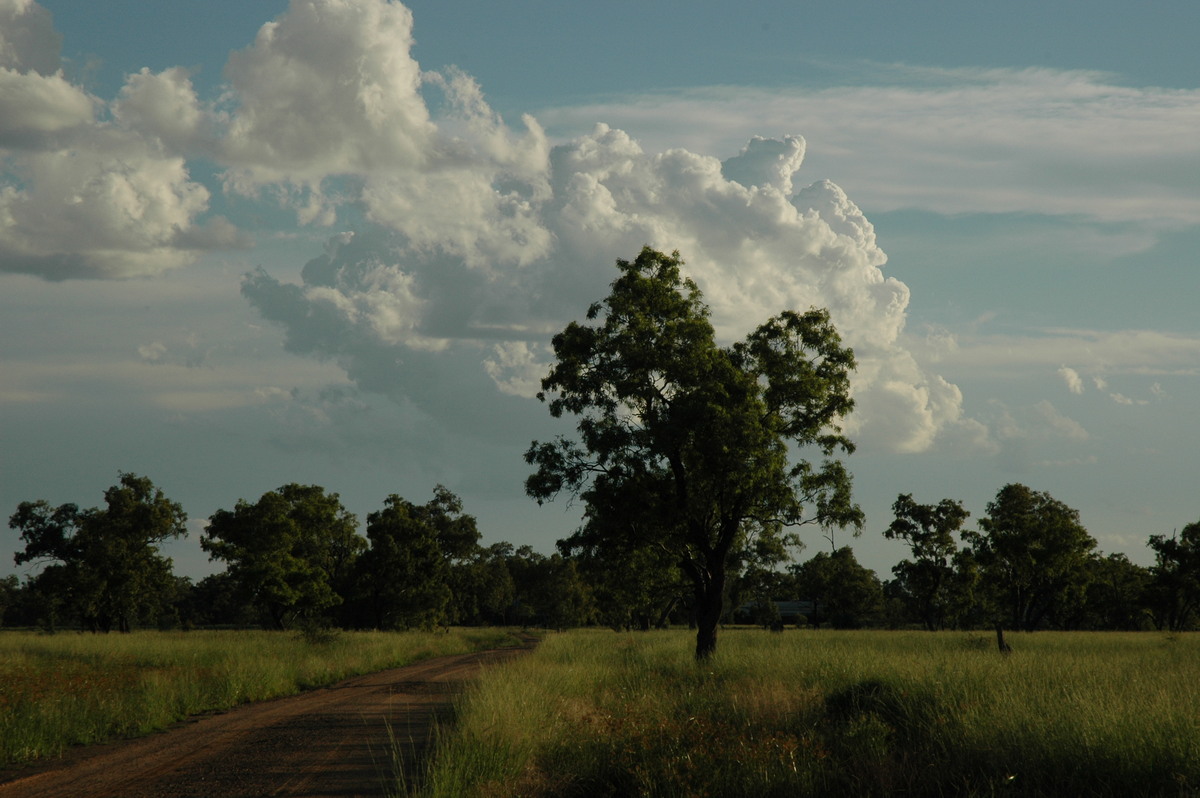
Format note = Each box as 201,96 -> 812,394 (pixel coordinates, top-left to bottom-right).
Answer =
9,473 -> 186,632
354,486 -> 481,630
734,308 -> 856,450
202,484 -> 362,630
965,483 -> 1098,631
528,246 -> 861,658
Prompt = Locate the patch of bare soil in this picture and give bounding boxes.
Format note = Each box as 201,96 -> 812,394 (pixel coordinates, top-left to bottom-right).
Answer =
0,642 -> 532,798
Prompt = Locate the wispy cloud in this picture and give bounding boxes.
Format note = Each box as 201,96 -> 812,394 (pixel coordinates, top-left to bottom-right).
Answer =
536,65 -> 1200,226
919,328 -> 1200,378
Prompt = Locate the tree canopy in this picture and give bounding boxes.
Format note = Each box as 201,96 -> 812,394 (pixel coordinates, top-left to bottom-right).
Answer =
1146,521 -> 1200,632
202,484 -> 363,630
791,546 -> 883,628
964,483 -> 1097,632
10,473 -> 186,632
526,246 -> 862,659
354,485 -> 480,630
885,494 -> 971,631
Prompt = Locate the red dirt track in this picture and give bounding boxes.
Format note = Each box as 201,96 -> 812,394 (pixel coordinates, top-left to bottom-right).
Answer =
0,644 -> 530,798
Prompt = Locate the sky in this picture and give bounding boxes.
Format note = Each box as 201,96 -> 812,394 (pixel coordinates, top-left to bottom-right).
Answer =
2,0 -> 1198,582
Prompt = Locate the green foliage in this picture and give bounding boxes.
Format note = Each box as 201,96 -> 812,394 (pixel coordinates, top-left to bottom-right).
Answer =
1146,521 -> 1200,631
202,484 -> 364,630
9,473 -> 187,632
527,247 -> 861,659
964,483 -> 1097,631
1078,553 -> 1152,631
451,542 -> 519,626
791,547 -> 883,628
504,547 -> 595,629
562,537 -> 682,631
884,494 -> 971,630
354,486 -> 480,630
0,575 -> 18,626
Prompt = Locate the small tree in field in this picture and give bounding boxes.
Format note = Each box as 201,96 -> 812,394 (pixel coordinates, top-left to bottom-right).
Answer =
525,247 -> 862,660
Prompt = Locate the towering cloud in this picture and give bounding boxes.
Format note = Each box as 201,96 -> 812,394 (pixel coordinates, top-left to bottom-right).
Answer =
4,0 -> 982,453
225,0 -> 980,456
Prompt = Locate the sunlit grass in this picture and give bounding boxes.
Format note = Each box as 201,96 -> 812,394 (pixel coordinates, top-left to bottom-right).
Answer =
0,627 -> 519,767
418,629 -> 1200,797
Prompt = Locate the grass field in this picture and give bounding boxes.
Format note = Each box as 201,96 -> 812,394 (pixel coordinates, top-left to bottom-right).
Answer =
0,627 -> 518,768
417,628 -> 1200,797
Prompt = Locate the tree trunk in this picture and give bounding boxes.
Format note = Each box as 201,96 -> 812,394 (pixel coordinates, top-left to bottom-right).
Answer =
693,574 -> 725,661
995,623 -> 1012,654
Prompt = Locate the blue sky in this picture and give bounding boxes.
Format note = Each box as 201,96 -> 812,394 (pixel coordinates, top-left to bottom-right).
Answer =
2,0 -> 1198,581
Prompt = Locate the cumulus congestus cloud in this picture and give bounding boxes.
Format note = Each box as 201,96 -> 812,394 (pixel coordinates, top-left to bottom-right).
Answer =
6,0 -> 981,454
223,0 -> 979,455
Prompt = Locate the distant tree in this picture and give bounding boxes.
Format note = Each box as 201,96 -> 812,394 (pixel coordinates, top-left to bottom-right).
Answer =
453,542 -> 519,625
963,484 -> 1097,631
526,247 -> 861,660
884,494 -> 970,630
10,474 -> 187,632
1145,522 -> 1200,632
202,484 -> 363,630
791,547 -> 883,628
724,531 -> 804,627
1076,553 -> 1151,630
561,510 -> 689,631
146,575 -> 194,630
944,547 -> 985,629
353,487 -> 479,630
187,572 -> 256,627
514,550 -> 595,629
0,575 -> 19,626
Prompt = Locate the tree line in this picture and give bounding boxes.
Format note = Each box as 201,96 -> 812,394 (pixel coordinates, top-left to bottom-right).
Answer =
4,248 -> 1198,653
3,472 -> 1196,638
733,486 -> 1200,635
4,475 -> 593,633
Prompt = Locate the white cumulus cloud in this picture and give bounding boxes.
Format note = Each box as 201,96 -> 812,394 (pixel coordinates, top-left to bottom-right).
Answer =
1059,366 -> 1085,394
0,2 -> 244,279
223,1 -> 982,456
5,0 -> 987,454
537,65 -> 1200,227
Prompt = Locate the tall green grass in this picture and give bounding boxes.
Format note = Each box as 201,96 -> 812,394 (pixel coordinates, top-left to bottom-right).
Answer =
418,629 -> 1200,797
0,627 -> 518,767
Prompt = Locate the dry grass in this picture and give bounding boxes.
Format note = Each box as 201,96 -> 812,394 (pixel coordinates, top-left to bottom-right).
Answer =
0,627 -> 518,767
418,629 -> 1200,797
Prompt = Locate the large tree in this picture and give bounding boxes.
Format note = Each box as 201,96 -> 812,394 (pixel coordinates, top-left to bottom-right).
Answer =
10,473 -> 187,632
884,494 -> 970,630
525,247 -> 862,659
964,483 -> 1097,631
202,484 -> 363,630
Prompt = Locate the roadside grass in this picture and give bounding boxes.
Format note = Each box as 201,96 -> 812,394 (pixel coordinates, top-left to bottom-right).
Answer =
0,627 -> 518,768
417,629 -> 1200,797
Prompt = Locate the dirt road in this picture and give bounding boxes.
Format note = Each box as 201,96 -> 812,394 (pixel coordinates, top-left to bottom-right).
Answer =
0,644 -> 530,798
